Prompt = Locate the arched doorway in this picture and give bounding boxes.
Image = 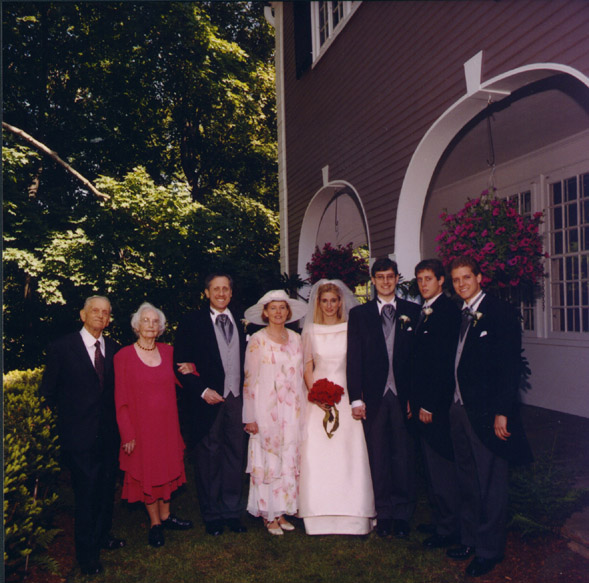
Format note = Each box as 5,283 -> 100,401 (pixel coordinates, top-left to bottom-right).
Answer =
297,182 -> 369,282
394,59 -> 589,277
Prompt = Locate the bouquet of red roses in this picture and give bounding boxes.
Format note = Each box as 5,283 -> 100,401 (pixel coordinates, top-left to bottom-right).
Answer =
308,378 -> 345,438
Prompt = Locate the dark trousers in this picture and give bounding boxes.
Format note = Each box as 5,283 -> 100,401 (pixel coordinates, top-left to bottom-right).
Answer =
449,402 -> 508,559
62,445 -> 118,567
364,391 -> 416,521
194,393 -> 246,522
421,436 -> 460,536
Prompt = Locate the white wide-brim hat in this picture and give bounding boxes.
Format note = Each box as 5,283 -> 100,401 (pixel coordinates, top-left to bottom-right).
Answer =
244,289 -> 308,326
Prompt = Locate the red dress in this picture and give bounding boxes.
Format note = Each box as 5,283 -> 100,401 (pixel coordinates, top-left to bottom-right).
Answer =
115,343 -> 186,503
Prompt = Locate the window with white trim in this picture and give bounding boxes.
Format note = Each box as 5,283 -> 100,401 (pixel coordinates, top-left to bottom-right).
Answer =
311,1 -> 360,62
548,172 -> 589,333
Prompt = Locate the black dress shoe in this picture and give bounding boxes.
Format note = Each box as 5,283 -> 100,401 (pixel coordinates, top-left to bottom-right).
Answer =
226,518 -> 247,533
101,534 -> 126,549
162,513 -> 193,530
417,522 -> 436,535
465,556 -> 503,577
393,519 -> 410,538
80,561 -> 103,575
446,545 -> 476,560
148,524 -> 165,547
376,519 -> 392,537
205,520 -> 224,536
422,532 -> 460,549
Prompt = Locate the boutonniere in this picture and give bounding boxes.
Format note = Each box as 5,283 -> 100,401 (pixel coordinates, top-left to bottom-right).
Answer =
472,311 -> 483,327
399,314 -> 411,330
422,306 -> 433,323
241,318 -> 250,334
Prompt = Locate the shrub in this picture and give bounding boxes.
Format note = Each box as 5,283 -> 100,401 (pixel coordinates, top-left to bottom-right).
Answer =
509,452 -> 589,537
4,368 -> 61,575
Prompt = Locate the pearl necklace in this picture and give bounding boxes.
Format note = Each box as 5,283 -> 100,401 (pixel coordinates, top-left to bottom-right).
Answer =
136,341 -> 157,351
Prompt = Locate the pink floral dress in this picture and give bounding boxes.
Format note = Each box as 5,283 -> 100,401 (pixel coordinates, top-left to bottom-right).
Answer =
242,328 -> 305,521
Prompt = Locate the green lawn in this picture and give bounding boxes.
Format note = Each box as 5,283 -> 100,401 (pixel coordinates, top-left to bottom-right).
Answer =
59,465 -> 465,583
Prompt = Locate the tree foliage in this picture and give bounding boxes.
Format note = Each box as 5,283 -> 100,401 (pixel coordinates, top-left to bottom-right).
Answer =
2,2 -> 277,205
3,2 -> 280,371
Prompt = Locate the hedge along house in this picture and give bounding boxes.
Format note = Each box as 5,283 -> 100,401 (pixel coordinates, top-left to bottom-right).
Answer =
266,1 -> 589,417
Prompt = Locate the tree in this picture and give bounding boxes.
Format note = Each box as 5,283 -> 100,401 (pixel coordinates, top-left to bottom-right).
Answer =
2,3 -> 280,370
3,159 -> 280,370
2,2 -> 277,206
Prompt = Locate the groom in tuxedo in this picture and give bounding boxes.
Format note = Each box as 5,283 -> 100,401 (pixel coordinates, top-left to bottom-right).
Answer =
347,257 -> 420,538
409,259 -> 461,549
447,256 -> 532,577
41,296 -> 124,576
174,272 -> 247,536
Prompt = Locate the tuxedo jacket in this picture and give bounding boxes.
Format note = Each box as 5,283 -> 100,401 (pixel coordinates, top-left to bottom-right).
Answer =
457,294 -> 532,464
347,297 -> 421,421
40,332 -> 120,453
409,293 -> 460,459
173,306 -> 246,444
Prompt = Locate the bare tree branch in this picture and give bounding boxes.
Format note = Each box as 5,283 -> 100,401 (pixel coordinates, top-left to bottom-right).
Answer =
2,121 -> 109,200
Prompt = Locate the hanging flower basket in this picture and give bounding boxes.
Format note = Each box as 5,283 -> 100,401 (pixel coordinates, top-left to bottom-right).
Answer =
306,242 -> 369,290
436,188 -> 548,301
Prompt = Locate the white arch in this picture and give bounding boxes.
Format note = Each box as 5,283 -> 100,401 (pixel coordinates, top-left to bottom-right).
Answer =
297,180 -> 370,280
394,62 -> 589,277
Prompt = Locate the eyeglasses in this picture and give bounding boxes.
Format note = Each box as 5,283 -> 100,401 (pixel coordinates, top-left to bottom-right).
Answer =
141,318 -> 160,325
374,274 -> 397,281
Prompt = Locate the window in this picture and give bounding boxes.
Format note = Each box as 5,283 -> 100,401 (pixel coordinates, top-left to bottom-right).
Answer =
548,172 -> 589,333
311,1 -> 360,62
509,190 -> 535,331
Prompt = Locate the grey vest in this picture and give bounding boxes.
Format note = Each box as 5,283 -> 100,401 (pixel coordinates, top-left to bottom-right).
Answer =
213,317 -> 241,398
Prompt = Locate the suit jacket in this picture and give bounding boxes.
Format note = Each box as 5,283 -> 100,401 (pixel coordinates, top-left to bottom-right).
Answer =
40,331 -> 120,453
173,306 -> 246,444
457,294 -> 532,464
347,297 -> 421,423
409,293 -> 460,459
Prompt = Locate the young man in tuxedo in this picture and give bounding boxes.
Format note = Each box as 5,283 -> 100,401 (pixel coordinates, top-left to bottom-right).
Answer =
409,259 -> 461,549
347,257 -> 420,538
447,256 -> 532,577
174,273 -> 247,536
41,296 -> 125,576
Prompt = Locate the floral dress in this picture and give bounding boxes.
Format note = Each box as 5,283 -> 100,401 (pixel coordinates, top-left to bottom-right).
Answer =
242,328 -> 305,521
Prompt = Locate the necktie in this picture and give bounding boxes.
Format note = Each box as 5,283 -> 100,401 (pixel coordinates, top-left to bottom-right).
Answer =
459,308 -> 473,341
382,303 -> 395,337
94,340 -> 105,387
216,313 -> 234,344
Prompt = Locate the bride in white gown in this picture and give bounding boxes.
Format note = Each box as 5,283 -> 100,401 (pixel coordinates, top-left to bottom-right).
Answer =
299,280 -> 375,535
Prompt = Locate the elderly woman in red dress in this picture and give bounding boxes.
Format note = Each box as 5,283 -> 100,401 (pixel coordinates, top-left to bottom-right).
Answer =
115,302 -> 193,547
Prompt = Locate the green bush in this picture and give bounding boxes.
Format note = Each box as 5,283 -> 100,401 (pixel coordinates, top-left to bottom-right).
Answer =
509,453 -> 589,537
4,368 -> 61,575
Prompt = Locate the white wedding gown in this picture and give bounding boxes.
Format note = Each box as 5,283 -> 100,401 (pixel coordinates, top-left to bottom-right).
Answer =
299,322 -> 375,534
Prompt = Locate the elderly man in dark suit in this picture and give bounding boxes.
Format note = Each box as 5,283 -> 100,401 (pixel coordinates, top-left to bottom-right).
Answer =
174,272 -> 247,536
41,295 -> 124,576
347,257 -> 420,538
447,256 -> 532,577
409,259 -> 461,549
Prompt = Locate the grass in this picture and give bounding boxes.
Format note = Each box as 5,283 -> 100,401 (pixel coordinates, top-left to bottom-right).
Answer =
49,438 -> 589,583
55,464 -> 466,583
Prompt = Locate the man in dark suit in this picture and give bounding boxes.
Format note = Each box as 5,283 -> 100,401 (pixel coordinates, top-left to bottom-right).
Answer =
41,296 -> 124,576
174,272 -> 247,536
409,259 -> 461,549
447,256 -> 532,577
347,257 -> 420,538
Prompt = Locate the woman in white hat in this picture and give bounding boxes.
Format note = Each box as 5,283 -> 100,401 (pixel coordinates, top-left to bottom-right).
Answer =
242,290 -> 307,535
